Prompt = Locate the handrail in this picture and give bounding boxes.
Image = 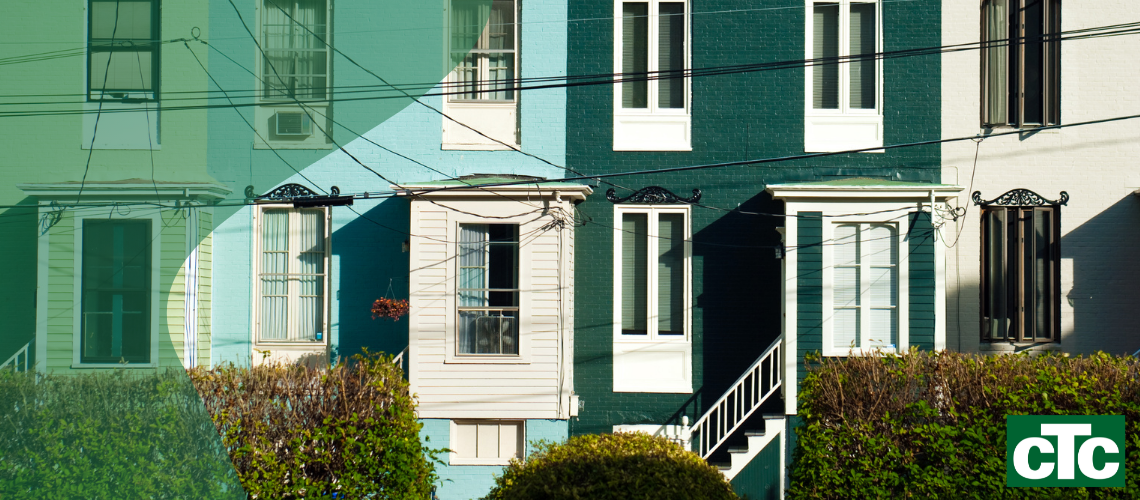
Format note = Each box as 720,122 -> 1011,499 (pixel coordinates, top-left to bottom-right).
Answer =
392,346 -> 408,374
689,336 -> 782,459
1,339 -> 32,372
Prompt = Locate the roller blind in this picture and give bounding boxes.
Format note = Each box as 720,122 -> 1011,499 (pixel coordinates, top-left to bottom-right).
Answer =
658,2 -> 685,109
622,3 -> 649,108
849,2 -> 876,109
812,3 -> 839,109
621,213 -> 649,334
983,0 -> 1009,125
833,224 -> 859,349
865,224 -> 897,347
658,213 -> 684,335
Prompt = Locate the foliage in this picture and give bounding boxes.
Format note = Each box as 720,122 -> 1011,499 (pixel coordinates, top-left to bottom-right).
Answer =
483,432 -> 737,500
371,298 -> 409,321
0,368 -> 243,499
189,350 -> 441,499
788,349 -> 1140,499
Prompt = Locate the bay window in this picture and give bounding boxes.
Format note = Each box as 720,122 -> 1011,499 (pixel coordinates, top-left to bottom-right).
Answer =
805,0 -> 882,152
457,224 -> 520,356
982,0 -> 1061,128
88,0 -> 159,99
256,207 -> 328,344
613,0 -> 690,151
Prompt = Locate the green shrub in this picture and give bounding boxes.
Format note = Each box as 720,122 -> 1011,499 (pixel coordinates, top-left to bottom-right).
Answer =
789,350 -> 1140,499
0,368 -> 243,499
189,350 -> 441,499
483,432 -> 737,500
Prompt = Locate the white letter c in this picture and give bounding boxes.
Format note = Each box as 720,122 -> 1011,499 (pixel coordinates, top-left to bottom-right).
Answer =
1014,437 -> 1055,480
1078,437 -> 1120,480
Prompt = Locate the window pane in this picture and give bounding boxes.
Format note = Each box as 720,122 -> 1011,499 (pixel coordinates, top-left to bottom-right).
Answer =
983,209 -> 1009,340
812,3 -> 840,109
459,224 -> 488,307
487,53 -> 516,100
1021,0 -> 1045,125
82,220 -> 150,363
658,2 -> 685,109
91,1 -> 152,40
833,308 -> 859,350
658,213 -> 684,335
834,267 -> 860,307
262,0 -> 328,100
865,224 -> 895,266
834,224 -> 858,265
487,224 -> 519,307
983,0 -> 1009,125
90,51 -> 153,91
458,310 -> 519,354
849,3 -> 876,109
622,3 -> 649,109
1033,209 -> 1052,339
869,308 -> 896,347
487,0 -> 516,51
621,213 -> 648,334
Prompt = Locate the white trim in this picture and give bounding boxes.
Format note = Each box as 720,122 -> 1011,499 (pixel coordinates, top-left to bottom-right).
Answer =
612,0 -> 692,151
35,206 -> 49,373
18,182 -> 230,201
250,204 -> 331,362
72,210 -> 163,368
184,205 -> 200,368
781,221 -> 798,416
612,204 -> 692,393
803,0 -> 884,152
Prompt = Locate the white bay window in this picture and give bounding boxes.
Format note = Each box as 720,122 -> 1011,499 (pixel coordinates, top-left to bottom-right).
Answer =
805,0 -> 883,152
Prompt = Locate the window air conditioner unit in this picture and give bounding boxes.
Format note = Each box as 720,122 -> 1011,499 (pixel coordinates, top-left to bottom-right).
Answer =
275,111 -> 312,136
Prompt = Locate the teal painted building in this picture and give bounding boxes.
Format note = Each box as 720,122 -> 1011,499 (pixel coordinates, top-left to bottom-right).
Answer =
564,0 -> 958,495
203,0 -> 575,498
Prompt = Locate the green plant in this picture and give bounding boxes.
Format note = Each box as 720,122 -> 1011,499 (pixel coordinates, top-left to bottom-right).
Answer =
483,432 -> 738,500
189,350 -> 441,499
788,349 -> 1140,499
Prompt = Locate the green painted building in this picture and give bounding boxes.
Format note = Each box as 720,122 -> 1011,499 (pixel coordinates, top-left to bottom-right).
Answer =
565,0 -> 958,495
0,0 -> 226,373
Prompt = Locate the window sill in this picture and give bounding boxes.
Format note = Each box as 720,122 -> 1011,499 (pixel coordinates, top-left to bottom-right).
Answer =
444,355 -> 530,365
613,113 -> 691,151
448,457 -> 513,466
804,114 -> 883,153
822,347 -> 899,357
978,342 -> 1061,353
72,363 -> 157,369
442,142 -> 520,151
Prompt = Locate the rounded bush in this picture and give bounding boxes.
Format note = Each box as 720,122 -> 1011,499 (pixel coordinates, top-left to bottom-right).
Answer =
483,432 -> 737,500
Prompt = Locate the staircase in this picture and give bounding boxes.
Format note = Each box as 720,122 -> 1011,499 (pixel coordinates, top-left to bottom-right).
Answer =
1,338 -> 33,372
689,336 -> 784,485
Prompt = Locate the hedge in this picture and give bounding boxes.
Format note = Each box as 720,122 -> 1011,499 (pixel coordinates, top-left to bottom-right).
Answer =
0,368 -> 243,499
189,351 -> 442,499
788,350 -> 1140,499
483,432 -> 737,500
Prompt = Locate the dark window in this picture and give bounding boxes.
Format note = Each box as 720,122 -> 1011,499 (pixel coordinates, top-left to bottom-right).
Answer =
88,0 -> 159,99
458,224 -> 520,355
981,206 -> 1060,342
82,220 -> 151,363
982,0 -> 1061,127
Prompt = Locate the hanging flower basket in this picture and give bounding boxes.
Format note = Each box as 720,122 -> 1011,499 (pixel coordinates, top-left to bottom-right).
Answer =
371,298 -> 409,321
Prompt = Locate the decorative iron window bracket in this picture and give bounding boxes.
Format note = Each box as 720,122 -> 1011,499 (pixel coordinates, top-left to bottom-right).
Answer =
245,183 -> 352,207
972,188 -> 1068,207
606,186 -> 702,204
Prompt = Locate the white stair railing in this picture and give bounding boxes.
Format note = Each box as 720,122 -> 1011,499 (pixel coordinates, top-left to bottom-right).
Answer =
1,340 -> 32,372
690,336 -> 782,459
392,346 -> 408,374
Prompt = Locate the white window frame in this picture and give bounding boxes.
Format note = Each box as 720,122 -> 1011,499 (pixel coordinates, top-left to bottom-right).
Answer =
820,216 -> 908,356
72,211 -> 162,368
612,205 -> 692,393
449,419 -> 525,466
612,0 -> 692,151
454,222 -> 522,358
442,0 -> 521,149
804,0 -> 884,153
251,204 -> 331,349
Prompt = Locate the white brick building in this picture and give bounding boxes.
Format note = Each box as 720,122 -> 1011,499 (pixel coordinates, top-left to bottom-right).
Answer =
942,0 -> 1140,355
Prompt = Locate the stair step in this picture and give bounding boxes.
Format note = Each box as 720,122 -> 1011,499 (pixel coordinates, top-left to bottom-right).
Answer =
710,462 -> 732,471
727,446 -> 748,454
744,430 -> 766,437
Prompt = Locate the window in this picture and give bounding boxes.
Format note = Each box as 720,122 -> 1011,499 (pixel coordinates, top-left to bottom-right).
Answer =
81,220 -> 152,364
256,207 -> 328,343
450,0 -> 516,102
804,0 -> 882,152
982,0 -> 1060,128
451,420 -> 524,465
613,0 -> 690,151
88,0 -> 159,99
828,223 -> 900,353
612,206 -> 691,393
261,0 -> 329,101
457,224 -> 519,355
981,206 -> 1060,342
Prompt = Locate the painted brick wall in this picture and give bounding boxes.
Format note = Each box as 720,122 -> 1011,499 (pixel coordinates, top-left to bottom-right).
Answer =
569,0 -> 943,436
941,1 -> 1140,355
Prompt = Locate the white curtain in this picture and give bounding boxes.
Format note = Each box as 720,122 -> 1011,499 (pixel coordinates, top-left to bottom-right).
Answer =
984,0 -> 1009,125
296,209 -> 324,341
260,210 -> 290,340
263,0 -> 327,99
458,224 -> 488,353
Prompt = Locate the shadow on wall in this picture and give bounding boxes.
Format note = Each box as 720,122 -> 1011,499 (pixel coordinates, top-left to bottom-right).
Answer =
1062,194 -> 1140,355
0,200 -> 39,363
332,198 -> 411,364
691,191 -> 784,410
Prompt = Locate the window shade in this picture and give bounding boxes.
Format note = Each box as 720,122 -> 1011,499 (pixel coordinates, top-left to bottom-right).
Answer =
833,224 -> 859,349
813,3 -> 840,109
622,3 -> 649,109
849,3 -> 876,109
622,213 -> 649,334
983,0 -> 1009,125
658,2 -> 685,109
866,225 -> 896,347
657,214 -> 684,335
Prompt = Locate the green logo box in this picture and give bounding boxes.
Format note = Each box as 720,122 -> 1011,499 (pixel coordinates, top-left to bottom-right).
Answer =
1006,415 -> 1125,487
